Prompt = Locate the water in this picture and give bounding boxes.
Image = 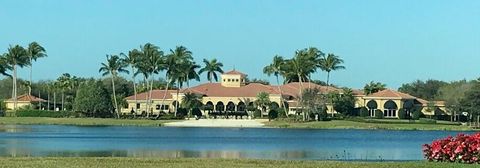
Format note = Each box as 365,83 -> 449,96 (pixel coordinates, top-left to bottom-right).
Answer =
0,125 -> 474,160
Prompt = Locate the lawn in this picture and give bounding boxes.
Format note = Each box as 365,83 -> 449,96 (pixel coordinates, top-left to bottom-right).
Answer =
0,158 -> 476,168
264,120 -> 474,131
0,117 -> 176,127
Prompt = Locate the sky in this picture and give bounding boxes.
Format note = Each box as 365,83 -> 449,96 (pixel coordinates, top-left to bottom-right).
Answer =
0,0 -> 479,89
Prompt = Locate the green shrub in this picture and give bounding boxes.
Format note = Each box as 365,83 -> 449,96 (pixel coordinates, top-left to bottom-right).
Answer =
398,108 -> 407,119
412,108 -> 422,120
0,100 -> 7,111
374,109 -> 384,119
192,108 -> 202,117
419,118 -> 437,124
15,109 -> 77,118
176,108 -> 188,117
276,108 -> 287,118
268,109 -> 278,120
253,109 -> 262,118
158,113 -> 184,120
359,107 -> 369,117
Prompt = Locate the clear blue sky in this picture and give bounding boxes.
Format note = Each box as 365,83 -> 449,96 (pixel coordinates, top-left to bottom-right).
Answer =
1,0 -> 479,89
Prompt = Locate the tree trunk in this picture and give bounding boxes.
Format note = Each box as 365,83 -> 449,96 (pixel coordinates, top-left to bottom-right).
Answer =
29,57 -> 32,96
297,73 -> 305,121
175,82 -> 180,117
147,76 -> 154,118
111,75 -> 120,119
276,75 -> 288,118
132,67 -> 137,115
13,64 -> 17,112
61,90 -> 64,111
327,72 -> 334,117
47,92 -> 50,110
159,75 -> 171,118
54,92 -> 56,111
38,90 -> 42,110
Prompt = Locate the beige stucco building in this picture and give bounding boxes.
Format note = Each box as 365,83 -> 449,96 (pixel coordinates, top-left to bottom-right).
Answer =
4,94 -> 46,110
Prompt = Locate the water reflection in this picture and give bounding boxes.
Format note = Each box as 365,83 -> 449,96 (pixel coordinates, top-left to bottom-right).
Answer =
0,125 -> 474,160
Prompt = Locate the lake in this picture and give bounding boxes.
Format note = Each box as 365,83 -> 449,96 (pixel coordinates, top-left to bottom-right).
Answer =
0,125 -> 474,160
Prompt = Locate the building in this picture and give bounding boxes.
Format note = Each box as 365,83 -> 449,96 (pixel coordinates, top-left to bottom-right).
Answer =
122,70 -> 341,116
4,94 -> 46,110
122,70 -> 448,119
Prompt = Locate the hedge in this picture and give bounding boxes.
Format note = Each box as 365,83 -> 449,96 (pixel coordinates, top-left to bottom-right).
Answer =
14,110 -> 77,118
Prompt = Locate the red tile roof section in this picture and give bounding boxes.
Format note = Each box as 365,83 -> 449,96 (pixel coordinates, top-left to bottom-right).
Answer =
125,90 -> 177,100
186,83 -> 280,97
7,94 -> 46,102
276,82 -> 342,98
223,70 -> 247,76
366,89 -> 416,99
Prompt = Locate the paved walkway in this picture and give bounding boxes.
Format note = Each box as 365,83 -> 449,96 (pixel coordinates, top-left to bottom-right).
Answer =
164,119 -> 266,128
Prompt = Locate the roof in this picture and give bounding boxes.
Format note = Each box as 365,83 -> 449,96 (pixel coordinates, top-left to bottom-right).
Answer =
352,89 -> 365,96
223,70 -> 247,76
6,94 -> 46,102
277,82 -> 342,98
416,98 -> 446,106
186,83 -> 280,97
125,90 -> 177,101
365,89 -> 416,99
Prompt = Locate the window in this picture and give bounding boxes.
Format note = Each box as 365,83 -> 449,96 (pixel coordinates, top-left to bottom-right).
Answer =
136,103 -> 140,109
369,109 -> 375,117
228,79 -> 231,82
384,109 -> 397,117
156,105 -> 161,110
223,79 -> 225,82
236,79 -> 239,82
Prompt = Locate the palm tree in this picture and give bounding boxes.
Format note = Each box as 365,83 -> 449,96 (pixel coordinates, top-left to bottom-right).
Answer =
181,92 -> 203,119
4,45 -> 29,111
99,54 -> 129,118
0,55 -> 11,77
121,49 -> 142,113
199,58 -> 224,83
255,92 -> 271,118
263,55 -> 288,117
162,46 -> 193,116
138,43 -> 164,116
26,42 -> 47,96
318,53 -> 345,89
364,81 -> 387,95
56,73 -> 72,111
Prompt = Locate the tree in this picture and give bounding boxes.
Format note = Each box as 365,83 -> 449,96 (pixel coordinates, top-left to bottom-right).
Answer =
245,78 -> 270,85
3,45 -> 29,111
398,79 -> 447,100
318,53 -> 345,90
136,43 -> 164,116
300,88 -> 327,121
364,81 -> 386,95
0,56 -> 11,78
437,80 -> 473,122
99,54 -> 129,118
26,42 -> 47,96
166,46 -> 194,116
263,55 -> 289,117
121,49 -> 141,113
255,92 -> 271,118
181,92 -> 203,118
359,107 -> 369,117
460,79 -> 480,125
74,79 -> 113,117
199,58 -> 224,83
56,73 -> 72,111
331,88 -> 356,116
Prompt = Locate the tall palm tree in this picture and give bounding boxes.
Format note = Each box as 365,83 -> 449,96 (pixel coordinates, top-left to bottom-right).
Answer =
139,43 -> 164,115
319,53 -> 345,89
263,55 -> 288,117
26,42 -> 47,96
255,92 -> 271,118
199,58 -> 224,83
4,45 -> 29,111
56,73 -> 72,111
364,81 -> 387,95
121,49 -> 142,112
162,46 -> 193,116
181,92 -> 203,119
318,53 -> 344,117
99,54 -> 129,118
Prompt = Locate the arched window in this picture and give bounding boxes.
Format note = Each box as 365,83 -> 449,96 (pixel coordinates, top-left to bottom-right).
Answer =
384,100 -> 398,118
205,101 -> 214,111
270,102 -> 280,110
366,100 -> 378,117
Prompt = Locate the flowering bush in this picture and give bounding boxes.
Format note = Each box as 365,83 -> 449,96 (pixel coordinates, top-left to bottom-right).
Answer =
423,133 -> 480,164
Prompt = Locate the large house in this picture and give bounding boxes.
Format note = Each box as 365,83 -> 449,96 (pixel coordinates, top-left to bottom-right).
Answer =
122,70 -> 448,118
4,94 -> 46,110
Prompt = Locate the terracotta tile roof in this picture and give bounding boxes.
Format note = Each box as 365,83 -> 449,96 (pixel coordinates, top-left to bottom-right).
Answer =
277,82 -> 342,98
7,94 -> 46,102
186,83 -> 280,97
223,70 -> 247,76
125,90 -> 177,101
366,89 -> 416,99
416,98 -> 446,106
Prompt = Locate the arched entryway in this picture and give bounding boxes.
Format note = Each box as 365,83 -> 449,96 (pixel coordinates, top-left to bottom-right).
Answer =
270,102 -> 280,110
226,102 -> 236,111
366,100 -> 377,117
216,102 -> 224,112
204,101 -> 214,111
384,100 -> 398,117
237,102 -> 246,111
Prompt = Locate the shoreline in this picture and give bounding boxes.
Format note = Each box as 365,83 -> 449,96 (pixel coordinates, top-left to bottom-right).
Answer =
0,117 -> 475,131
0,157 -> 476,168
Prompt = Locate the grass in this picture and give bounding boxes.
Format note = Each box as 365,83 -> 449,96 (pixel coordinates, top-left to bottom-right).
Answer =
265,120 -> 473,131
0,117 -> 177,127
0,158 -> 476,168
